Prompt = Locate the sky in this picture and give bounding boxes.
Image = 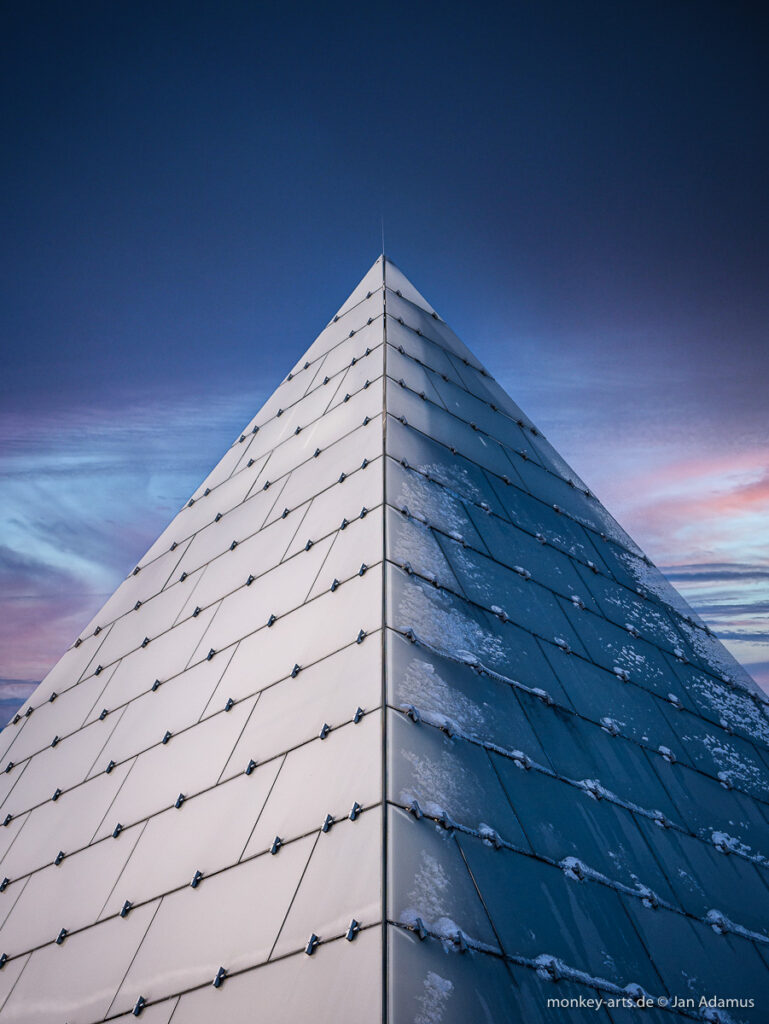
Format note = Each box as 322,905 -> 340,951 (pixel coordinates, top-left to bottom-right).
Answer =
1,0 -> 768,721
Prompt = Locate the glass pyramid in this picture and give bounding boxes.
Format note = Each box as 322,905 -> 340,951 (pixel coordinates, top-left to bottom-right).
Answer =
0,257 -> 768,1023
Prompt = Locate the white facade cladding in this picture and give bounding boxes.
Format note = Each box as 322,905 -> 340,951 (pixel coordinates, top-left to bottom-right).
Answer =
0,257 -> 768,1023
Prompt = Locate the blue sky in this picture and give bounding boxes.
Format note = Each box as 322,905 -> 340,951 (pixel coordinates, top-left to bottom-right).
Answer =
1,1 -> 768,717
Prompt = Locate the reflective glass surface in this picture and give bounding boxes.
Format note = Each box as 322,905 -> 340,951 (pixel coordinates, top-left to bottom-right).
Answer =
5,256 -> 767,1020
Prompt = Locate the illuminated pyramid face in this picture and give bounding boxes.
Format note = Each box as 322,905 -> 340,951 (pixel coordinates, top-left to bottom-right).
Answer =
0,257 -> 768,1023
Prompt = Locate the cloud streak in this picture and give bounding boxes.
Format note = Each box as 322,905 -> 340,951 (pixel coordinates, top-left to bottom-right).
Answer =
0,384 -> 266,687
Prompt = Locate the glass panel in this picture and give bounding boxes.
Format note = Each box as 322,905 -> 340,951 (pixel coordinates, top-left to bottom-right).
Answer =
427,372 -> 542,465
619,893 -> 769,1014
385,346 -> 450,409
91,697 -> 256,840
101,760 -> 282,918
387,629 -> 547,763
387,805 -> 499,948
2,671 -> 111,765
512,456 -> 642,555
272,808 -> 381,957
251,360 -> 323,426
386,260 -> 436,314
259,380 -> 383,486
541,644 -> 686,756
259,378 -> 344,453
387,564 -> 568,704
484,473 -> 614,573
93,652 -> 236,773
282,471 -> 383,563
183,510 -> 300,612
573,566 -> 682,651
676,617 -> 764,695
456,829 -> 663,994
209,566 -> 383,705
389,925 -> 615,1024
189,535 -> 336,657
671,661 -> 769,748
0,902 -> 155,1024
0,810 -> 27,871
20,625 -> 115,707
88,576 -> 204,668
318,327 -> 384,388
556,595 -> 675,700
520,697 -> 681,824
0,823 -> 142,955
385,319 -> 467,388
170,925 -> 381,1024
111,835 -> 316,1011
243,712 -> 382,857
386,506 -> 462,592
526,428 -> 590,491
0,953 -> 30,1017
1,709 -> 125,818
386,416 -> 522,508
174,486 -> 283,579
464,502 -> 597,606
323,341 -> 384,411
490,749 -> 678,907
386,291 -> 485,372
306,499 -> 383,600
189,435 -> 248,498
80,541 -> 192,637
275,427 -> 382,522
650,752 -> 769,853
331,260 -> 384,321
294,303 -> 385,382
386,455 -> 501,538
84,605 -> 219,719
221,636 -> 381,775
634,814 -> 769,935
387,709 -> 530,851
387,385 -> 516,480
604,543 -> 704,621
658,704 -> 769,800
0,760 -> 133,879
434,533 -> 589,659
144,470 -> 256,568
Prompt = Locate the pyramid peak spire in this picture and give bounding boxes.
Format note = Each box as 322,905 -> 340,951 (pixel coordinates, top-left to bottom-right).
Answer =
1,258 -> 765,1022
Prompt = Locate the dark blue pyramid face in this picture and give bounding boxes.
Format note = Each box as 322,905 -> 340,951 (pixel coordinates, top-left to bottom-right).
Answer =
0,258 -> 766,1023
379,258 -> 769,1024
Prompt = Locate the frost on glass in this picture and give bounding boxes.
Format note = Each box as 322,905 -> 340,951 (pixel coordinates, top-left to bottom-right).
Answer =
633,813 -> 769,935
387,629 -> 546,762
386,563 -> 571,706
387,711 -> 530,851
388,806 -> 500,950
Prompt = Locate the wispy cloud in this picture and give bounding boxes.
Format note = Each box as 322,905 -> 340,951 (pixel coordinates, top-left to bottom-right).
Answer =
0,384 -> 266,683
661,564 -> 769,583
